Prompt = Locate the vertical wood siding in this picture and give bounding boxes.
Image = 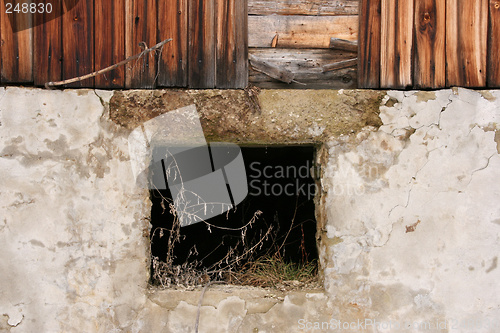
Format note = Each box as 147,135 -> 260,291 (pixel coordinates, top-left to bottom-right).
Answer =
360,0 -> 499,89
0,0 -> 247,88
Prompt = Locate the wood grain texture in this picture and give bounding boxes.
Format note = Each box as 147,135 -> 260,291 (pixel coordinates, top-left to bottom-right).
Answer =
216,0 -> 248,88
62,0 -> 94,87
380,0 -> 414,88
414,0 -> 445,88
358,0 -> 381,88
95,0 -> 125,88
446,0 -> 488,87
249,53 -> 294,83
34,0 -> 63,86
125,0 -> 157,88
330,38 -> 358,52
157,0 -> 188,87
488,0 -> 500,87
249,47 -> 357,88
248,0 -> 359,16
248,15 -> 358,48
322,58 -> 357,72
1,0 -> 33,83
188,0 -> 216,88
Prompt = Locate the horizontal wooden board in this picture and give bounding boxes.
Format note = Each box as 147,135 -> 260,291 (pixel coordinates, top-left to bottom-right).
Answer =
249,48 -> 357,88
248,0 -> 359,16
249,15 -> 358,48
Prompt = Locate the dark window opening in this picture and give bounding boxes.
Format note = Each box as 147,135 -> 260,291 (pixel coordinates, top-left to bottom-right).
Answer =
149,145 -> 319,287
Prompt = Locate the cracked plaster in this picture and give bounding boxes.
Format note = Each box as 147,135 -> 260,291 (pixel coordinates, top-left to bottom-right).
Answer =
0,87 -> 499,332
320,88 -> 500,330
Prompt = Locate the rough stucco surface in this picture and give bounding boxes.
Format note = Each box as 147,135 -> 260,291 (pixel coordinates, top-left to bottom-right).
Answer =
320,88 -> 500,332
0,87 -> 499,332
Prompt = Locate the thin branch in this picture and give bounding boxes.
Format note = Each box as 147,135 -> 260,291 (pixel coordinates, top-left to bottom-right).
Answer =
44,38 -> 172,88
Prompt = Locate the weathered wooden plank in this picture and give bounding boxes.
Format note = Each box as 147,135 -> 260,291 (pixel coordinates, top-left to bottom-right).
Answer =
249,54 -> 294,83
157,0 -> 188,87
446,0 -> 488,87
248,15 -> 358,48
249,47 -> 357,88
125,0 -> 157,88
250,68 -> 357,89
380,0 -> 414,88
188,0 -> 216,88
250,48 -> 357,72
414,0 -> 446,88
248,0 -> 359,16
358,0 -> 381,88
488,0 -> 500,87
322,58 -> 357,72
1,0 -> 33,83
95,0 -> 125,88
216,0 -> 248,88
62,0 -> 94,87
330,38 -> 358,52
34,0 -> 63,86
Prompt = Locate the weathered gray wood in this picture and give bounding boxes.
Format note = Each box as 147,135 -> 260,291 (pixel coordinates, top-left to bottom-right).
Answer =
249,15 -> 358,48
330,38 -> 358,52
248,48 -> 357,88
248,0 -> 359,16
249,68 -> 357,89
249,54 -> 295,83
250,48 -> 356,71
322,58 -> 358,72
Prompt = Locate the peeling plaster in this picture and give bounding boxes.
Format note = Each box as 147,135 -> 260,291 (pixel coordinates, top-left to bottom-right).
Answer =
321,88 -> 500,326
1,88 -> 499,332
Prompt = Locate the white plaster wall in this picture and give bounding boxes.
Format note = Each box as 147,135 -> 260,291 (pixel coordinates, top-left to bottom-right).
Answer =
0,87 -> 499,332
322,88 -> 500,332
0,88 -> 151,332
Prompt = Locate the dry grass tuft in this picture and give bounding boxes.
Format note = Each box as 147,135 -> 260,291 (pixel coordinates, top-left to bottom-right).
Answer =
227,254 -> 318,289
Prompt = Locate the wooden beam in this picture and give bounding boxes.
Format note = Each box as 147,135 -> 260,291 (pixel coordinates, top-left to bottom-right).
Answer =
248,0 -> 359,16
248,15 -> 358,48
414,0 -> 446,88
446,0 -> 488,87
358,0 -> 381,88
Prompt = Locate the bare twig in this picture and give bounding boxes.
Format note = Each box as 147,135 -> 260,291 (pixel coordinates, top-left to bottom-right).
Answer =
44,38 -> 172,88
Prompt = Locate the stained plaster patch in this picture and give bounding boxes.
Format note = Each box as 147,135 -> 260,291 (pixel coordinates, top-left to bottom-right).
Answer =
321,88 -> 500,323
